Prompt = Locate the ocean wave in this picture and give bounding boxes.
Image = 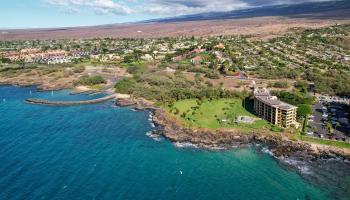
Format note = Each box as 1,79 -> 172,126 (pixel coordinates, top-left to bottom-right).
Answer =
148,113 -> 153,121
173,142 -> 199,149
211,146 -> 227,150
261,147 -> 274,156
146,131 -> 162,142
280,158 -> 312,175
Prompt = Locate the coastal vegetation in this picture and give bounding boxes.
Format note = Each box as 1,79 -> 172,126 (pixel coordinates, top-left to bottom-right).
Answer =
1,23 -> 350,149
74,75 -> 106,86
0,64 -> 82,90
163,98 -> 271,131
300,135 -> 350,149
114,64 -> 249,103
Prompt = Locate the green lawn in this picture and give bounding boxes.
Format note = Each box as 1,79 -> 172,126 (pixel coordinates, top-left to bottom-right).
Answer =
300,135 -> 350,149
164,98 -> 272,131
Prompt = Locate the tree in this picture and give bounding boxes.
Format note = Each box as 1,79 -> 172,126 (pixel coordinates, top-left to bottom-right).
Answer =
302,116 -> 308,133
325,121 -> 334,136
335,122 -> 341,131
114,78 -> 136,93
312,124 -> 317,133
297,104 -> 312,118
0,57 -> 11,63
174,108 -> 180,115
295,80 -> 308,94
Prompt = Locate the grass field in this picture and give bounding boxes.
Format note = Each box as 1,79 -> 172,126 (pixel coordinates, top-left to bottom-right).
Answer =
164,98 -> 273,131
300,135 -> 350,149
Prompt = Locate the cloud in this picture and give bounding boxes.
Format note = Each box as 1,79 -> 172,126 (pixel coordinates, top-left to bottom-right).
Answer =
63,7 -> 80,14
44,0 -> 337,16
44,0 -> 133,15
141,0 -> 334,16
142,0 -> 250,15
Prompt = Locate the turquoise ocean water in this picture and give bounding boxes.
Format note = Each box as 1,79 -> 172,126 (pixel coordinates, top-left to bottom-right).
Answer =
0,85 -> 342,200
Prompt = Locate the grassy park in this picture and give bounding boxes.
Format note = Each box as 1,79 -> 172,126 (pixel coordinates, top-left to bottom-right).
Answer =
164,98 -> 273,131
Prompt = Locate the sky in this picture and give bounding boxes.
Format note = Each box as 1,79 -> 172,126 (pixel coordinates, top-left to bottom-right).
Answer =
0,0 -> 335,29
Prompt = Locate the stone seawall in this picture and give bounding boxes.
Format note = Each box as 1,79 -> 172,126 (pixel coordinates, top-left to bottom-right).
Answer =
25,94 -> 117,106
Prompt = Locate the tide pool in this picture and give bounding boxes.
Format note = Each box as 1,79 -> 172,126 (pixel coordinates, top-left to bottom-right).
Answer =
0,86 -> 334,200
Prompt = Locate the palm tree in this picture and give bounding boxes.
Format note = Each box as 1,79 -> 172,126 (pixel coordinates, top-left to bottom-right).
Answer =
325,121 -> 334,136
312,124 -> 317,134
335,122 -> 341,131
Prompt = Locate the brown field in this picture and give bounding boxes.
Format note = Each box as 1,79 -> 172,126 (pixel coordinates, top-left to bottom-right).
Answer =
1,16 -> 350,41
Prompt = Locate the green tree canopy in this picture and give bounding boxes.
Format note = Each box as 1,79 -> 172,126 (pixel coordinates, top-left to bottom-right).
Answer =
298,104 -> 312,118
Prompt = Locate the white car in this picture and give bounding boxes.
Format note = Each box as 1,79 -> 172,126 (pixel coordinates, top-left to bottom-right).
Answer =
307,131 -> 314,135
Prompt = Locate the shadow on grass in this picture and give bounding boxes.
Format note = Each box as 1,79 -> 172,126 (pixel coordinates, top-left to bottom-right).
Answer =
241,97 -> 256,116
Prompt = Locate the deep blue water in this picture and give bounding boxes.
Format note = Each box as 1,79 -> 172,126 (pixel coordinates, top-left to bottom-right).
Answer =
0,85 -> 336,200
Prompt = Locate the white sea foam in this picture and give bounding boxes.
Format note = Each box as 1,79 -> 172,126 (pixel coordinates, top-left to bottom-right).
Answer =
281,158 -> 312,175
146,131 -> 162,141
211,146 -> 227,150
148,113 -> 153,121
173,142 -> 199,149
261,147 -> 274,156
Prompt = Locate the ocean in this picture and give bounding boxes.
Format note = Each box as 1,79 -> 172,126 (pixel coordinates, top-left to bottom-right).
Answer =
0,85 -> 346,200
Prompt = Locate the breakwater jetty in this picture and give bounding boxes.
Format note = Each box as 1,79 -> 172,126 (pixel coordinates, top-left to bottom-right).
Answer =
25,94 -> 117,106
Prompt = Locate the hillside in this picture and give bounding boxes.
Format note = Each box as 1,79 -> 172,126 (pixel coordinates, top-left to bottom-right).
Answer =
1,1 -> 350,41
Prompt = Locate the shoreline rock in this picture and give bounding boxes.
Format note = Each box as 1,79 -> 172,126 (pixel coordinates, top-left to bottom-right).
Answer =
0,81 -> 73,92
115,97 -> 350,162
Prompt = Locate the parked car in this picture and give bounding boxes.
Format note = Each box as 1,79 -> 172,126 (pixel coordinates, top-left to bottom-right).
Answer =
307,131 -> 314,135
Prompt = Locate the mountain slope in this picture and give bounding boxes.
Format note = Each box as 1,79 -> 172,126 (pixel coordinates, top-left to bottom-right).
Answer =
1,0 -> 350,41
144,0 -> 350,23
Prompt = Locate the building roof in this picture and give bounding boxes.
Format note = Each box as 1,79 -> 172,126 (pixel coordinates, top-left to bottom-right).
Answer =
254,88 -> 270,96
254,88 -> 297,110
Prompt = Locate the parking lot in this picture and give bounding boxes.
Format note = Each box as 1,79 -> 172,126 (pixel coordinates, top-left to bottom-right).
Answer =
308,101 -> 350,142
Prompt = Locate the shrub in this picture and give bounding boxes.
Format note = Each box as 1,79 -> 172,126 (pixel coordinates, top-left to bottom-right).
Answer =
74,75 -> 106,86
273,81 -> 289,88
73,65 -> 85,73
114,78 -> 137,93
204,70 -> 220,79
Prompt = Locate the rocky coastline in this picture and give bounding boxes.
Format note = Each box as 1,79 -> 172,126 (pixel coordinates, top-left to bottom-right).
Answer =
115,97 -> 350,163
0,80 -> 72,91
